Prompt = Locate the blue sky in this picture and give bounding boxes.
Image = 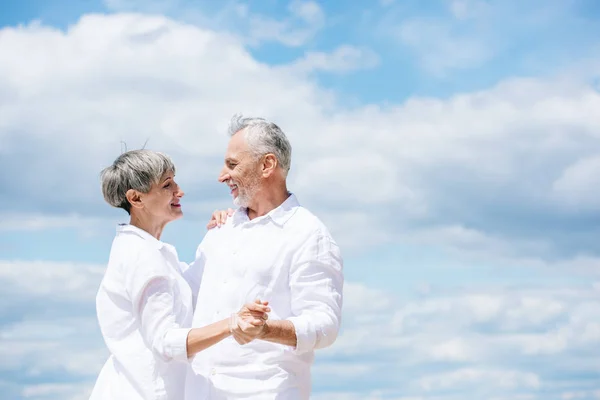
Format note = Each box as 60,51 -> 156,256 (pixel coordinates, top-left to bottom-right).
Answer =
1,0 -> 600,399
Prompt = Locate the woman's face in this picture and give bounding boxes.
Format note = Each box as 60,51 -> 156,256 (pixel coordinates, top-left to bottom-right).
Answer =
139,170 -> 184,223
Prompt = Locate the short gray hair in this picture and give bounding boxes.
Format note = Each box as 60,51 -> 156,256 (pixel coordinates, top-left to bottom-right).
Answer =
101,149 -> 176,214
228,114 -> 292,176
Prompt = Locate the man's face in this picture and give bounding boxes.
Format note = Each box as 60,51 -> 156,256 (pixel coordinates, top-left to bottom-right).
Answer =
218,131 -> 262,208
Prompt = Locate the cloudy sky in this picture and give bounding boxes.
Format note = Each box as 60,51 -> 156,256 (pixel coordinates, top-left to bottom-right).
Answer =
2,0 -> 600,399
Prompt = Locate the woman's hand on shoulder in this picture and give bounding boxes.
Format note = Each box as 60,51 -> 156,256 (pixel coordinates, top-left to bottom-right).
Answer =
206,208 -> 234,229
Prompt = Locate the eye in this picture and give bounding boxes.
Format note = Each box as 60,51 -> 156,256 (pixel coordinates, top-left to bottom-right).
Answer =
163,182 -> 172,189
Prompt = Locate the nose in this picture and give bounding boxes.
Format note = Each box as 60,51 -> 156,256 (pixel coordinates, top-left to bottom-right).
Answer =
218,167 -> 230,183
176,185 -> 184,198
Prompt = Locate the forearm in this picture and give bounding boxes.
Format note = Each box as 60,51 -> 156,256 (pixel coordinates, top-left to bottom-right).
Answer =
186,319 -> 231,357
259,319 -> 297,347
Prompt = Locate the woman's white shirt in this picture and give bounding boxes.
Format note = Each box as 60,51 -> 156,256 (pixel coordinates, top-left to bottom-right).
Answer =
90,224 -> 195,400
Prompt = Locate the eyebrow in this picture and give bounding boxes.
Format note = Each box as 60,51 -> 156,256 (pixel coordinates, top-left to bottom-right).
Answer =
161,176 -> 173,184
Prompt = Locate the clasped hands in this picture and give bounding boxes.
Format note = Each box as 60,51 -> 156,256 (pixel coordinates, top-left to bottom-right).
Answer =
230,299 -> 270,345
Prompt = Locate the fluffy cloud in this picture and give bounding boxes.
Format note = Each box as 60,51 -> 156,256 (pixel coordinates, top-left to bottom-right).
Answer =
315,282 -> 600,399
288,45 -> 380,74
2,12 -> 600,262
0,260 -> 106,399
103,0 -> 326,47
3,259 -> 599,399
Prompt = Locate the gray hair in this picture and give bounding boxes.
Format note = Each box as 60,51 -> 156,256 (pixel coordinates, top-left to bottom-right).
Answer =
100,149 -> 176,214
228,114 -> 292,176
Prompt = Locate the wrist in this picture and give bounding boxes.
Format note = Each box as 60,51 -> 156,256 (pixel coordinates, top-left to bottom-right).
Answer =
227,313 -> 237,336
259,320 -> 271,339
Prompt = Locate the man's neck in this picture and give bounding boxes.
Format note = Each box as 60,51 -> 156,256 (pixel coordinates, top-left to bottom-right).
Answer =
247,187 -> 290,220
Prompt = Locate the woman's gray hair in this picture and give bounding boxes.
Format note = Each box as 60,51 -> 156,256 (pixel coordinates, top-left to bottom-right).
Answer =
100,149 -> 176,214
228,114 -> 292,176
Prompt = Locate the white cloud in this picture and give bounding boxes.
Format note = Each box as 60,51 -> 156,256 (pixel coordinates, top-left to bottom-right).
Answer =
396,18 -> 494,76
2,13 -> 600,262
0,213 -> 108,234
102,0 -> 325,47
0,260 -> 104,301
21,382 -> 94,400
552,155 -> 600,211
246,0 -> 325,47
1,258 -> 600,398
321,280 -> 600,398
419,368 -> 540,391
448,0 -> 490,21
288,45 -> 380,73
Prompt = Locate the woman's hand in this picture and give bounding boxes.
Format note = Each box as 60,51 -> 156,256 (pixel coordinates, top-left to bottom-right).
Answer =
230,299 -> 270,345
206,208 -> 234,229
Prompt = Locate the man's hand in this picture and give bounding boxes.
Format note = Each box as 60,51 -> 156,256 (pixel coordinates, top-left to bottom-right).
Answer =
207,208 -> 234,229
230,299 -> 270,345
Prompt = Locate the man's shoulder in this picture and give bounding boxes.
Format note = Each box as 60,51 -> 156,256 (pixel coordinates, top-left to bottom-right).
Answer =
287,205 -> 334,239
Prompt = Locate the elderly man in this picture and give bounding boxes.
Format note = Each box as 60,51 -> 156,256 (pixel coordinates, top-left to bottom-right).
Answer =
184,115 -> 344,400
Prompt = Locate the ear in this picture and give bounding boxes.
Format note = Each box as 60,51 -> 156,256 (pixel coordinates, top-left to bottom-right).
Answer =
262,154 -> 278,178
125,189 -> 144,210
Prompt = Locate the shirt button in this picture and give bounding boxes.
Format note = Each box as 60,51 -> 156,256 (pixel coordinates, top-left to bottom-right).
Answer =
211,368 -> 217,376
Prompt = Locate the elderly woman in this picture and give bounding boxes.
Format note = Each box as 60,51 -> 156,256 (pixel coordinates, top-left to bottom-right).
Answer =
90,149 -> 268,400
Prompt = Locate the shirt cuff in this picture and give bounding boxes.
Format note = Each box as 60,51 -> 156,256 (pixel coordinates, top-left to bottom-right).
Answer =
286,316 -> 316,354
163,328 -> 192,362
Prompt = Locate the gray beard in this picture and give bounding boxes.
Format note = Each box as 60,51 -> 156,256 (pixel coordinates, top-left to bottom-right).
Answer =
233,186 -> 256,208
231,174 -> 261,208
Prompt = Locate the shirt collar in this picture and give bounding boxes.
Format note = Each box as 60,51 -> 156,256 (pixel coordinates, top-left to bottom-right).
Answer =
116,223 -> 165,250
232,193 -> 300,227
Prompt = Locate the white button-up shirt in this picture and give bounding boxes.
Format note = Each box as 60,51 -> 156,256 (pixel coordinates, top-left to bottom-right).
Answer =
185,194 -> 344,400
90,224 -> 200,400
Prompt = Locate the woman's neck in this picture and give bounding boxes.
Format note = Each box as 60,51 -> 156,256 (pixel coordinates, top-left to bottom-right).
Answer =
129,214 -> 165,240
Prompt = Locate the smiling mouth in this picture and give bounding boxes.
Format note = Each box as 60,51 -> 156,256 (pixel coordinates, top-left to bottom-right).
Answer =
229,184 -> 238,194
171,203 -> 181,208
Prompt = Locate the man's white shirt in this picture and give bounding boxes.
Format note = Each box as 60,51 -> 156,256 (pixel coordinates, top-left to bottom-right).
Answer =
185,194 -> 344,400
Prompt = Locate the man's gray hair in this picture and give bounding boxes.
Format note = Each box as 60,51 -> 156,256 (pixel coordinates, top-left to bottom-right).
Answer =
101,149 -> 176,214
228,114 -> 292,176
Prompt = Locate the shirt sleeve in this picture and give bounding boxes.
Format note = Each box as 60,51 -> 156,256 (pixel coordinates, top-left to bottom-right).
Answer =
181,232 -> 211,311
125,249 -> 191,362
286,231 -> 344,354
180,251 -> 205,309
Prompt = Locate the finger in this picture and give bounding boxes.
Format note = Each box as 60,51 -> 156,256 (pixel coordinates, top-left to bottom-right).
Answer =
248,310 -> 267,317
206,220 -> 217,230
220,211 -> 229,223
232,327 -> 250,338
227,208 -> 234,216
233,330 -> 254,343
234,335 -> 246,345
248,301 -> 270,310
246,303 -> 271,313
248,311 -> 268,321
212,209 -> 224,227
215,212 -> 223,227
